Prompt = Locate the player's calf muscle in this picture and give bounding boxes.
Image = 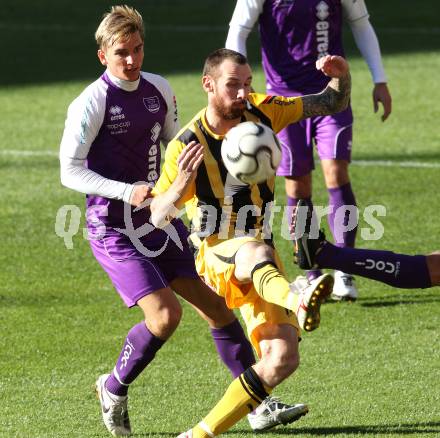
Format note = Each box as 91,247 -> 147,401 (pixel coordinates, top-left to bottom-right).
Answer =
256,329 -> 299,386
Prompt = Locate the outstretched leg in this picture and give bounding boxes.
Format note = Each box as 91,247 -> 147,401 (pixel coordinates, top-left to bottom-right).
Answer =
292,199 -> 437,289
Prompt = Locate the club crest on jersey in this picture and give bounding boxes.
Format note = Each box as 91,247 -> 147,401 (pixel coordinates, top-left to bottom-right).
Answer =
316,1 -> 329,21
143,96 -> 160,113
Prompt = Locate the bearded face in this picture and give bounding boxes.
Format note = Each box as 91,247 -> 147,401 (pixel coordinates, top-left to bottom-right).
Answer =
212,93 -> 246,120
206,59 -> 252,121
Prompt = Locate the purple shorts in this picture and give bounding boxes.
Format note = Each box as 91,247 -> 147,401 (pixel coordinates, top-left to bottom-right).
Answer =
89,221 -> 198,307
276,105 -> 353,177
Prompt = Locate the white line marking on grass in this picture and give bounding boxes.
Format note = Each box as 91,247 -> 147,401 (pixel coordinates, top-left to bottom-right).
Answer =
352,160 -> 440,169
0,149 -> 58,157
1,150 -> 439,169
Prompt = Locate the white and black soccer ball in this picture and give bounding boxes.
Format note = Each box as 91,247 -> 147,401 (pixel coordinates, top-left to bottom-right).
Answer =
221,121 -> 281,185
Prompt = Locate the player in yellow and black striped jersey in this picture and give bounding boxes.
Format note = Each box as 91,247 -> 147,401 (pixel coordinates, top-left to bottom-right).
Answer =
156,93 -> 303,240
151,48 -> 351,437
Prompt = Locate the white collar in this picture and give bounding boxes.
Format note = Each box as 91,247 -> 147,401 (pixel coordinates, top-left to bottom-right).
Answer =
106,70 -> 141,92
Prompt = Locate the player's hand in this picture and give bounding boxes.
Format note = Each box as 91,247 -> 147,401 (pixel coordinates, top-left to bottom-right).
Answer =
177,141 -> 204,183
316,55 -> 349,78
373,83 -> 392,122
129,184 -> 153,207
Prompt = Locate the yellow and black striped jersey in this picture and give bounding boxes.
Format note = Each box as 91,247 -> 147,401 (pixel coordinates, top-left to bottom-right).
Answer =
153,92 -> 303,238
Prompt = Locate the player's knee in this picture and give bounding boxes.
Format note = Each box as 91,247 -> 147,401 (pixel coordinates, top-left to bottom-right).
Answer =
240,242 -> 273,265
285,175 -> 312,198
235,242 -> 274,281
148,304 -> 182,339
322,159 -> 350,187
253,243 -> 274,264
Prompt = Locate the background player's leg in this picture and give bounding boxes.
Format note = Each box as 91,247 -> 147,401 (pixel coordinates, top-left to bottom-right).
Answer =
285,178 -> 323,282
322,162 -> 356,247
321,158 -> 358,300
277,119 -> 323,282
318,113 -> 358,300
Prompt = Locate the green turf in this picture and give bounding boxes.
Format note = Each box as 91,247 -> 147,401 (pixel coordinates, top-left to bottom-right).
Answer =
1,1 -> 440,437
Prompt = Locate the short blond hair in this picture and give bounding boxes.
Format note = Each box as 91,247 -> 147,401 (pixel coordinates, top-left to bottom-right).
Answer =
95,5 -> 144,49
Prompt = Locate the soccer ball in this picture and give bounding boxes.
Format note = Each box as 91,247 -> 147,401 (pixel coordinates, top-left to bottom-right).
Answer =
221,121 -> 281,185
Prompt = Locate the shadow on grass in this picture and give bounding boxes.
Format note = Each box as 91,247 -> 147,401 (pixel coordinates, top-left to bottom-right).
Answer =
321,290 -> 439,308
358,292 -> 440,308
127,421 -> 440,436
321,291 -> 440,308
233,421 -> 440,435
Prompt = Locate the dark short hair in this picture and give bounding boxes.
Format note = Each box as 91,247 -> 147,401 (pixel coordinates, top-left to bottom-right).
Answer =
203,48 -> 248,77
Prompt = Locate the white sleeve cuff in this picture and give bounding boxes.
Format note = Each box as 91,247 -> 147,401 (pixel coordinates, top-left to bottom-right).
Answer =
122,184 -> 135,204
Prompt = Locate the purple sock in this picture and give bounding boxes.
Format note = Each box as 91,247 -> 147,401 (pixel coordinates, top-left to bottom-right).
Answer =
106,322 -> 165,396
287,195 -> 322,281
327,183 -> 357,248
317,243 -> 431,288
210,319 -> 255,378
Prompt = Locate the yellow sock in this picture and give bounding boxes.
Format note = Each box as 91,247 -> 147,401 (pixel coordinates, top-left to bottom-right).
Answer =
192,368 -> 272,437
251,262 -> 299,310
192,424 -> 211,438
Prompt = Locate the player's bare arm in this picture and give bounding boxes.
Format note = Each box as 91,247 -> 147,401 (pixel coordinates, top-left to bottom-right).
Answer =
301,55 -> 351,120
150,141 -> 203,227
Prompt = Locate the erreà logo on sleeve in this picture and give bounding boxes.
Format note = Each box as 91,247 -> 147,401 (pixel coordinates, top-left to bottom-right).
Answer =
316,1 -> 329,21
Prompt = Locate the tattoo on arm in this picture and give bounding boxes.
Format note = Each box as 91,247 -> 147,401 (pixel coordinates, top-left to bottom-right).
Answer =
301,73 -> 351,119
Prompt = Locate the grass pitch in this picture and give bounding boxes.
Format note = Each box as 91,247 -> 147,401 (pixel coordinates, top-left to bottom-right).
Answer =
1,1 -> 439,437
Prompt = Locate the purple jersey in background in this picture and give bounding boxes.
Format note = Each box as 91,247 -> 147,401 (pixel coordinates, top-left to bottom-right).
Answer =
259,0 -> 344,93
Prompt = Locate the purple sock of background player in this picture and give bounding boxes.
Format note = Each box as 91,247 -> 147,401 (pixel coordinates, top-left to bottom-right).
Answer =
327,182 -> 357,248
317,243 -> 431,288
